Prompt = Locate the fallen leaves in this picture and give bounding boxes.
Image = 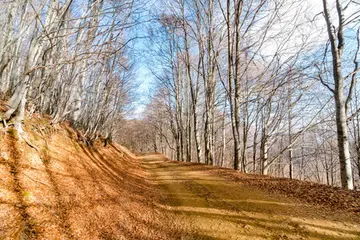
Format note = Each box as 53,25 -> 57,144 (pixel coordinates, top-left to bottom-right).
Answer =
209,168 -> 360,215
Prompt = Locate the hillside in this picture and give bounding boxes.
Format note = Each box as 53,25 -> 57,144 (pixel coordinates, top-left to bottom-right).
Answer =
0,118 -> 180,239
0,118 -> 360,239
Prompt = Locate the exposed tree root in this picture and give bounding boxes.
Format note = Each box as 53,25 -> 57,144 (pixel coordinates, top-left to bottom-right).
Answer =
23,172 -> 51,188
21,133 -> 40,153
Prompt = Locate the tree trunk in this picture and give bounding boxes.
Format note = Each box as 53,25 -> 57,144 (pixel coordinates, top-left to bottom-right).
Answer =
288,79 -> 293,179
233,0 -> 242,171
322,0 -> 354,189
260,125 -> 269,175
226,0 -> 240,170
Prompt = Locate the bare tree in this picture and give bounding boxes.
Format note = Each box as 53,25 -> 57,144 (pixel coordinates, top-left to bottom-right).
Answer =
320,0 -> 360,189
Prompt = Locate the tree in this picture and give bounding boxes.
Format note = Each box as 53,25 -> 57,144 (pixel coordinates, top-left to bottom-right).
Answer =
321,0 -> 359,189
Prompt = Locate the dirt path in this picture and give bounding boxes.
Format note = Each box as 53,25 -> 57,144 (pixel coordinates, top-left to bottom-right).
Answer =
140,154 -> 360,240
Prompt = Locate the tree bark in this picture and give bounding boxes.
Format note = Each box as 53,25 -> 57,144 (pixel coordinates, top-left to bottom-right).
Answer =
322,0 -> 354,189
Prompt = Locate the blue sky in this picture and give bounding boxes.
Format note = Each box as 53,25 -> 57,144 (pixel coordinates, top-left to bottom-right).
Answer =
132,65 -> 153,118
128,4 -> 157,119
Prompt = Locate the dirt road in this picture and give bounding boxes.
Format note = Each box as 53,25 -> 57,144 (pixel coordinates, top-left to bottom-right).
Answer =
140,154 -> 360,240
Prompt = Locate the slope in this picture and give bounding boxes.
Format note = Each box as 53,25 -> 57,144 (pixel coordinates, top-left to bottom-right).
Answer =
0,118 -> 181,239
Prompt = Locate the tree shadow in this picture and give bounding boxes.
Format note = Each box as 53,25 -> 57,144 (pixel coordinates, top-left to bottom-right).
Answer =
42,155 -> 75,239
6,130 -> 37,239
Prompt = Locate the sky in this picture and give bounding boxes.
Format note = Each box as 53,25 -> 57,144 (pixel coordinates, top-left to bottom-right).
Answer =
132,66 -> 153,118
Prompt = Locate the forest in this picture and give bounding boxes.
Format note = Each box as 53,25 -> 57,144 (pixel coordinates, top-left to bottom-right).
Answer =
1,0 -> 360,191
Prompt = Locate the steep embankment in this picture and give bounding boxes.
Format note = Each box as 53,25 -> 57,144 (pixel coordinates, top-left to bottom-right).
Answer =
0,118 -> 180,239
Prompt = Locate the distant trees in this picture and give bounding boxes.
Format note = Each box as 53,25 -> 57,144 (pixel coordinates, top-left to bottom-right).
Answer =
0,0 -> 136,141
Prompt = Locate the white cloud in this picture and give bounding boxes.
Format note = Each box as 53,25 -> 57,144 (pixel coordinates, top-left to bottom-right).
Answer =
250,0 -> 360,63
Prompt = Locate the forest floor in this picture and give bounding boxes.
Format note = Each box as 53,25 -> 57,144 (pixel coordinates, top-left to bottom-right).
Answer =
0,117 -> 359,239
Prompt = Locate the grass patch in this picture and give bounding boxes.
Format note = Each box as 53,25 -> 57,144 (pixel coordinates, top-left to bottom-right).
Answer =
7,128 -> 19,140
41,146 -> 51,164
32,133 -> 40,141
23,191 -> 32,199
